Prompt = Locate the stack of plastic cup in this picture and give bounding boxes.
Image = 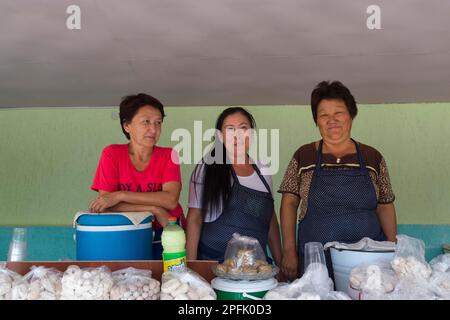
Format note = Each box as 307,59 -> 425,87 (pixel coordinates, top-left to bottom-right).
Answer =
304,242 -> 333,296
7,228 -> 28,261
304,242 -> 327,272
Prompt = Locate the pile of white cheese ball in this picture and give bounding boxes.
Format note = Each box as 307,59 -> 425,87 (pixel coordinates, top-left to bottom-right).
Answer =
110,268 -> 160,300
160,271 -> 216,300
11,266 -> 62,300
0,268 -> 22,300
0,265 -> 220,300
350,264 -> 397,294
61,265 -> 114,300
391,256 -> 432,279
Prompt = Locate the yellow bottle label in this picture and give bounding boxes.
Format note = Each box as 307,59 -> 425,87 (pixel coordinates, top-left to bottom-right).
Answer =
163,256 -> 187,273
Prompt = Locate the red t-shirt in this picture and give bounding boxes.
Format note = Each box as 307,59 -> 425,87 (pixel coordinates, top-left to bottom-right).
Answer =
91,144 -> 186,230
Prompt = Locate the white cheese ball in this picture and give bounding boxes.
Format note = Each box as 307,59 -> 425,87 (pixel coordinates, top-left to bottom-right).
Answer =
350,264 -> 397,294
0,270 -> 22,300
61,265 -> 113,300
161,276 -> 216,300
11,267 -> 62,300
391,256 -> 432,279
161,270 -> 216,300
111,275 -> 160,300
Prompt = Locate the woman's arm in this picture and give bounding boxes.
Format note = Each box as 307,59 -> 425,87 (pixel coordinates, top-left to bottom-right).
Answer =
90,191 -> 172,227
118,181 -> 181,210
268,211 -> 282,267
376,203 -> 397,242
280,193 -> 301,281
88,182 -> 181,212
186,208 -> 203,260
109,203 -> 171,228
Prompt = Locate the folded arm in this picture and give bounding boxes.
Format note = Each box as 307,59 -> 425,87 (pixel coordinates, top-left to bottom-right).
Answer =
89,181 -> 181,212
89,189 -> 175,227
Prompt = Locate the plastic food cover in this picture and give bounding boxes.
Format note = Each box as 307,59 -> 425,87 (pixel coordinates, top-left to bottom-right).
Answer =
212,233 -> 279,280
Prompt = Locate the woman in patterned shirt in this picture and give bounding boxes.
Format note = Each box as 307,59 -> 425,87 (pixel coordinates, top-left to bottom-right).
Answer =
279,81 -> 397,280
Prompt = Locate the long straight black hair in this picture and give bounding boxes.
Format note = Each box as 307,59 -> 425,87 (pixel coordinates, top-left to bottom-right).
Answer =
193,107 -> 256,218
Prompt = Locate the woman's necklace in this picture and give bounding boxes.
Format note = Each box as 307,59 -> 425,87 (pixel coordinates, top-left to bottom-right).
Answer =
321,140 -> 353,164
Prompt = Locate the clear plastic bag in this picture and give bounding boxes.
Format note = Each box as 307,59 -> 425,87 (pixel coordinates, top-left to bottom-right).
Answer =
297,262 -> 334,298
349,261 -> 397,298
160,268 -> 216,300
61,265 -> 113,300
360,256 -> 449,300
263,282 -> 292,300
428,271 -> 450,300
11,266 -> 62,300
212,233 -> 278,280
391,234 -> 432,279
264,262 -> 347,300
263,280 -> 317,300
324,291 -> 352,300
379,276 -> 441,300
324,237 -> 396,252
429,253 -> 450,273
110,267 -> 160,300
112,267 -> 152,282
0,265 -> 22,300
425,254 -> 450,300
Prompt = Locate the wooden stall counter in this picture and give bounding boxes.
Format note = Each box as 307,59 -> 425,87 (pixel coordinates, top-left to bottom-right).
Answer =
6,260 -> 219,283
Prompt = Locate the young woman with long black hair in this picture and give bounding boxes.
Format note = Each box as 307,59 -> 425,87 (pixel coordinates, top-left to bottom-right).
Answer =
186,107 -> 282,267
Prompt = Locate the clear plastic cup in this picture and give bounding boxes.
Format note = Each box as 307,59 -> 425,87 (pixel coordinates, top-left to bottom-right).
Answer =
304,242 -> 326,270
303,242 -> 332,292
7,227 -> 28,261
12,227 -> 26,242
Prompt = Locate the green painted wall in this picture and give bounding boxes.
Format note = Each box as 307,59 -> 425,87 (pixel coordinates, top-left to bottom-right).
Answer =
1,103 -> 449,226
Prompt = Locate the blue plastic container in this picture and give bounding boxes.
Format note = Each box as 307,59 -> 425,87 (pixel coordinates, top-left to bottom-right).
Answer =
76,214 -> 153,261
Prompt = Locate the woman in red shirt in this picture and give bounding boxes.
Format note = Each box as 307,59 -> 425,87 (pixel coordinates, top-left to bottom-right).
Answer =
89,93 -> 186,259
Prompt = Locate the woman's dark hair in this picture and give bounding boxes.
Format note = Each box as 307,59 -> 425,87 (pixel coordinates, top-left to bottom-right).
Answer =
119,93 -> 165,139
310,81 -> 357,124
193,107 -> 256,218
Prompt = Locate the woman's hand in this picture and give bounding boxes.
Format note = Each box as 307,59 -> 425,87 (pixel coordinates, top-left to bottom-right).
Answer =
281,249 -> 299,281
280,193 -> 301,281
103,202 -> 171,226
89,191 -> 123,213
148,205 -> 171,227
275,270 -> 289,283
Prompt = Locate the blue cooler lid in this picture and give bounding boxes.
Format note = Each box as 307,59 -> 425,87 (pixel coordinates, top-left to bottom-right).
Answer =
77,214 -> 153,226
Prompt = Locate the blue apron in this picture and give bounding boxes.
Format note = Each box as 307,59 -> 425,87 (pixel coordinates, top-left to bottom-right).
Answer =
298,139 -> 385,278
198,164 -> 274,262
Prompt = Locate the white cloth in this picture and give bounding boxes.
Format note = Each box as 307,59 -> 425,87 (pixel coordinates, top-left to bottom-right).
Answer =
73,211 -> 153,227
188,161 -> 273,223
324,237 -> 396,252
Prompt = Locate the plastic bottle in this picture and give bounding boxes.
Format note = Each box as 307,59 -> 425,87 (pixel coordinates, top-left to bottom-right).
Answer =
161,217 -> 187,272
7,227 -> 28,261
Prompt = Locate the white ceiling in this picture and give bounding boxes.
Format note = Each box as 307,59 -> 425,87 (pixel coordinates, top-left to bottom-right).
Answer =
1,0 -> 450,107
